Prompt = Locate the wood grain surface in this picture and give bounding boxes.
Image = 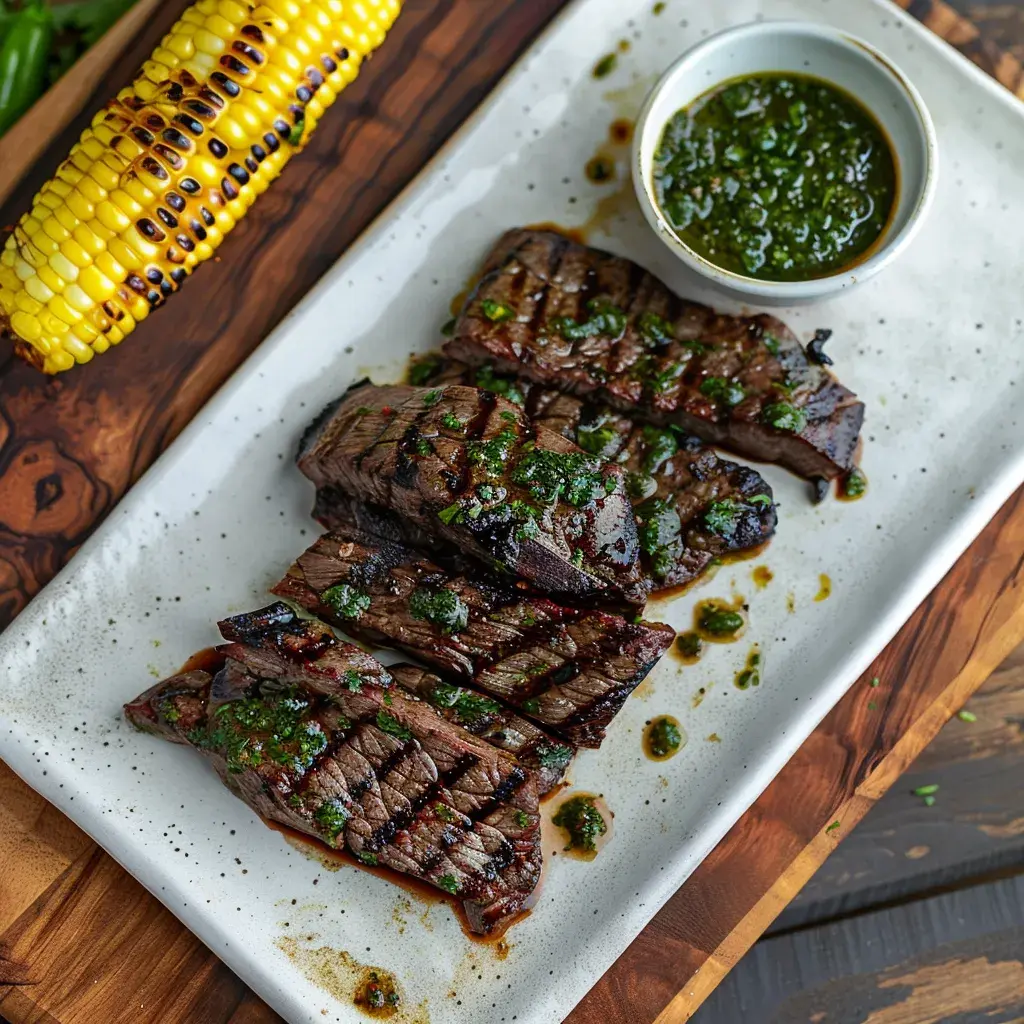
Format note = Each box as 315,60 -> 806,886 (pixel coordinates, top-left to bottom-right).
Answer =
1,1 -> 1023,1023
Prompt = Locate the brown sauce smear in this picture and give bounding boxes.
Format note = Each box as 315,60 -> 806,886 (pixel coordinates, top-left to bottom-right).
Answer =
178,646 -> 224,674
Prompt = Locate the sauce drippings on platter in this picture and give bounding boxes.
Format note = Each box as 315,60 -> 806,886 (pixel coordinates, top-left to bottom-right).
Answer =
275,936 -> 423,1022
693,596 -> 748,643
734,645 -> 762,690
814,574 -> 832,602
551,792 -> 612,860
644,715 -> 686,761
752,564 -> 773,589
673,630 -> 704,664
837,466 -> 868,501
178,646 -> 224,674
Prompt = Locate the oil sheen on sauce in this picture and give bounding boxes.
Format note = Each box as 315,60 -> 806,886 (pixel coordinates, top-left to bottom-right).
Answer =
643,715 -> 686,761
734,645 -> 762,690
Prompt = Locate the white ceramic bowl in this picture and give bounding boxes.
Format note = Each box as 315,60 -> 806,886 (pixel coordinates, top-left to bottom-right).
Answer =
632,21 -> 939,305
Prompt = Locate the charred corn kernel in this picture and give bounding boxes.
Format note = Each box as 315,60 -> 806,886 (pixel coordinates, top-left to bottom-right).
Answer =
1,0 -> 402,372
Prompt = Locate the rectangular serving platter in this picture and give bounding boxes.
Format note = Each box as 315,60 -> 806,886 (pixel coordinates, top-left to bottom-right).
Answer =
3,0 -> 1024,1022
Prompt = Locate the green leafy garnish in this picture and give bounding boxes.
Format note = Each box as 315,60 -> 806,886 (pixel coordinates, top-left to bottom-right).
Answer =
321,583 -> 371,620
436,874 -> 460,894
408,586 -> 469,634
376,711 -> 412,741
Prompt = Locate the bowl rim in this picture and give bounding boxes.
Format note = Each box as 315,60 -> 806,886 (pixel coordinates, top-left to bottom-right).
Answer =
631,19 -> 940,301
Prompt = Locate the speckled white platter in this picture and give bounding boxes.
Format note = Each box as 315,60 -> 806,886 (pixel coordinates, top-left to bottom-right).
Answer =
2,1 -> 1023,1021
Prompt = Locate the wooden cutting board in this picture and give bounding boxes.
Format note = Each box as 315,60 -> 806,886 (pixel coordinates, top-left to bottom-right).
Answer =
1,1 -> 1023,1021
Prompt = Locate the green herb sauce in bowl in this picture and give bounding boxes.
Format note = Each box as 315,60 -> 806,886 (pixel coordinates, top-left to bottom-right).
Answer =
653,73 -> 897,282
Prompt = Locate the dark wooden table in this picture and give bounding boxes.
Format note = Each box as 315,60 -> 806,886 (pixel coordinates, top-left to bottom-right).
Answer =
1,1 -> 1023,1022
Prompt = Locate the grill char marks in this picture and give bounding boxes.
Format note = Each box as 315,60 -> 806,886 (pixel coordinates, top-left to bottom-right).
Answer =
123,604 -> 543,934
445,228 -> 864,481
296,382 -> 650,605
409,358 -> 777,590
272,532 -> 674,748
388,664 -> 574,795
527,390 -> 777,589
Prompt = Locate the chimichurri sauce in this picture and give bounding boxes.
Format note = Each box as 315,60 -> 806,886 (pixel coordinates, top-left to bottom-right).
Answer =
653,73 -> 897,281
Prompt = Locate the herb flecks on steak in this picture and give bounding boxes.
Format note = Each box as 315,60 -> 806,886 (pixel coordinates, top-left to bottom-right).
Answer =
273,530 -> 674,748
445,228 -> 864,480
124,604 -> 543,935
296,383 -> 650,605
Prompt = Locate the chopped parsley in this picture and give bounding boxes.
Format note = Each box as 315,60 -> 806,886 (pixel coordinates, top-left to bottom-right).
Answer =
521,698 -> 541,714
703,498 -> 742,537
321,582 -> 371,620
430,682 -> 502,724
314,799 -> 349,842
550,298 -> 627,342
511,447 -> 605,506
441,411 -> 463,430
357,850 -> 378,866
646,717 -> 682,758
474,364 -> 525,405
467,427 -> 518,475
408,586 -> 469,634
825,820 -> 841,834
438,502 -> 463,525
534,743 -> 573,770
514,810 -> 530,827
636,497 -> 683,580
698,603 -> 745,637
435,802 -> 456,822
749,494 -> 773,507
553,795 -> 607,853
414,437 -> 433,456
343,670 -> 363,693
440,318 -> 457,337
637,310 -> 674,346
700,376 -> 746,407
762,402 -> 807,433
592,52 -> 618,78
480,298 -> 515,322
196,688 -> 326,776
422,389 -> 443,407
408,352 -> 442,385
436,873 -> 460,894
640,425 -> 678,473
577,419 -> 621,458
375,711 -> 412,741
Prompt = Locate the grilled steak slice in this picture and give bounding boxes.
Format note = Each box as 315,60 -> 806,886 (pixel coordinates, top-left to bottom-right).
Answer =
528,390 -> 776,588
124,605 -> 543,934
445,228 -> 864,480
273,532 -> 674,748
389,664 -> 574,794
297,382 -> 650,604
406,356 -> 777,589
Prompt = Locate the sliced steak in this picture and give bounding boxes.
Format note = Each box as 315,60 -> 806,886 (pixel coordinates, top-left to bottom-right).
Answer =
297,382 -> 650,604
406,356 -> 777,590
445,228 -> 864,480
273,532 -> 674,748
528,390 -> 776,588
124,605 -> 543,934
389,664 -> 574,794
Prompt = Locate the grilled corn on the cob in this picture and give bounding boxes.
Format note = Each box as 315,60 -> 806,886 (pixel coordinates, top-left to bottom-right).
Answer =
0,0 -> 402,374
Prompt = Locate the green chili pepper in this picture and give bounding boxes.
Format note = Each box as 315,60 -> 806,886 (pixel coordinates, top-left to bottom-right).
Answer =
0,0 -> 54,137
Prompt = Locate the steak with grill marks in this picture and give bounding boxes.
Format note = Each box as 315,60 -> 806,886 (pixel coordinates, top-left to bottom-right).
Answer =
389,664 -> 574,794
408,357 -> 777,590
444,228 -> 864,481
124,604 -> 543,934
272,530 -> 674,748
297,382 -> 650,604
